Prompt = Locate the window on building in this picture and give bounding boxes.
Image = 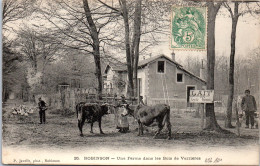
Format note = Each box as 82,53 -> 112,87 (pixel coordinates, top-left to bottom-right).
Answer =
157,61 -> 165,73
177,73 -> 183,82
71,79 -> 81,88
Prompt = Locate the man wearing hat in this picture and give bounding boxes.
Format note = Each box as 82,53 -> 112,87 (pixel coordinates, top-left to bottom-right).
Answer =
38,97 -> 47,124
241,90 -> 257,129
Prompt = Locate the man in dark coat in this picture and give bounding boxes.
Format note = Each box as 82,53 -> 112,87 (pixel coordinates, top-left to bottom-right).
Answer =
38,97 -> 47,124
241,90 -> 257,129
139,96 -> 145,106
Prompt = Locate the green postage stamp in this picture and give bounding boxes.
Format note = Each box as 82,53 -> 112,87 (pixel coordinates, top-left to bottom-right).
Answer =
171,6 -> 207,50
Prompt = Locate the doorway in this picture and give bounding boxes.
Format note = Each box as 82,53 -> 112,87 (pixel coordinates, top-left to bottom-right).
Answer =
187,86 -> 195,107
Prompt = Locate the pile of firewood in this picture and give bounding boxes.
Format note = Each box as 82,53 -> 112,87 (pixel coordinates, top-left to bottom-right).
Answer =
11,105 -> 36,116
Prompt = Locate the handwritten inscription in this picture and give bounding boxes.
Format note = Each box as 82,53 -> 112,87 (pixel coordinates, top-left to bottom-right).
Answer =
205,157 -> 223,163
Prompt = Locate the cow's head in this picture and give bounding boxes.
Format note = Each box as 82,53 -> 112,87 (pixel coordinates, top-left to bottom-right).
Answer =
100,103 -> 111,115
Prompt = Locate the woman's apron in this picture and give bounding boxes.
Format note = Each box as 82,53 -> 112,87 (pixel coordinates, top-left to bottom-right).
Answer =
115,106 -> 129,129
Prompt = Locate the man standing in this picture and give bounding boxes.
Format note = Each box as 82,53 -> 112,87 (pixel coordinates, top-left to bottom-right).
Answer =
38,97 -> 47,124
139,96 -> 145,106
241,90 -> 257,129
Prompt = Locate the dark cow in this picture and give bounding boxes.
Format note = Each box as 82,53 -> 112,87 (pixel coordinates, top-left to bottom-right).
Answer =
76,102 -> 110,137
123,104 -> 172,139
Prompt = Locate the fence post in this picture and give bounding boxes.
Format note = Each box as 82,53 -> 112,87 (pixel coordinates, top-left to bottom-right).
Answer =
235,98 -> 240,137
105,93 -> 107,103
137,79 -> 140,105
201,103 -> 205,129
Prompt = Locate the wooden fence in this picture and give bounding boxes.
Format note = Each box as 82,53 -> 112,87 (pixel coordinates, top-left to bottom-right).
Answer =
43,88 -> 138,111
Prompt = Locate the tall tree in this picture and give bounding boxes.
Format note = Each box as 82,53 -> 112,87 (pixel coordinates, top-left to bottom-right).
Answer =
17,27 -> 59,72
204,1 -> 225,131
97,0 -> 144,97
120,0 -> 135,97
16,27 -> 60,93
2,0 -> 37,101
82,0 -> 103,99
119,0 -> 142,97
40,0 -> 118,99
224,2 -> 240,128
132,0 -> 142,97
2,39 -> 23,101
224,2 -> 260,128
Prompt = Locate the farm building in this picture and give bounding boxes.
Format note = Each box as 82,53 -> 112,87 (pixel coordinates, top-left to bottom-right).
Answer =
103,54 -> 206,109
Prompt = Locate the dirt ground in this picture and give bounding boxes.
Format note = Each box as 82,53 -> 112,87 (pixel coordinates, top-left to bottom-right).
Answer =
2,100 -> 259,151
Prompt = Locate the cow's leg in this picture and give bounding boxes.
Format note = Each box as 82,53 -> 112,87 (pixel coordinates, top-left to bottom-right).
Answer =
78,120 -> 82,135
137,120 -> 141,136
90,122 -> 94,133
166,121 -> 172,140
154,116 -> 164,139
78,119 -> 85,137
166,113 -> 172,140
153,122 -> 163,139
98,118 -> 104,134
140,123 -> 144,135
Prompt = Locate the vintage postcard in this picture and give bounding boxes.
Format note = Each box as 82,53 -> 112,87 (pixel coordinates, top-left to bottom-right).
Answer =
2,0 -> 260,165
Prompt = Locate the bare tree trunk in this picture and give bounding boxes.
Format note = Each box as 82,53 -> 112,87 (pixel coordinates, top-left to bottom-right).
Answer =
225,2 -> 239,128
2,85 -> 7,102
96,0 -> 142,98
120,0 -> 134,97
83,0 -> 103,99
31,54 -> 38,73
132,0 -> 142,97
204,2 -> 224,132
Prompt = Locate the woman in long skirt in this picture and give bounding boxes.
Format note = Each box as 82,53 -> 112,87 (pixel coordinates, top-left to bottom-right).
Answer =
114,95 -> 129,133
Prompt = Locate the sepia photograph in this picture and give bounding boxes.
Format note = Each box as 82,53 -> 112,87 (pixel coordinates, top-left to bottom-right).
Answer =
1,0 -> 260,165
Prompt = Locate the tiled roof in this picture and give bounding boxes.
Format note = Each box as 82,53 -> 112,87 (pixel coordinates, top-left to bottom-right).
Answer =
104,54 -> 206,83
102,55 -> 126,72
138,54 -> 181,68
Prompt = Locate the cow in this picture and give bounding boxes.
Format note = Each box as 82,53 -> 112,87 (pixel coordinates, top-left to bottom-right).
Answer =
122,104 -> 172,140
76,102 -> 110,137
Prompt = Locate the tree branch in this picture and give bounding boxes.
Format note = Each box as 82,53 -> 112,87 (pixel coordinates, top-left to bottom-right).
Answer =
96,0 -> 122,15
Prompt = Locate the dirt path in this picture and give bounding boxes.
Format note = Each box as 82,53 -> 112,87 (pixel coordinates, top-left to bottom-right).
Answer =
2,102 -> 259,151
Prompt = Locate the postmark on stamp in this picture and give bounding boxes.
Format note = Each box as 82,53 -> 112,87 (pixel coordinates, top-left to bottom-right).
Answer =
171,6 -> 207,50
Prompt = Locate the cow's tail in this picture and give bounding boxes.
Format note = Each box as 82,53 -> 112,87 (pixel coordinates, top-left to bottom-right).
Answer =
162,105 -> 170,127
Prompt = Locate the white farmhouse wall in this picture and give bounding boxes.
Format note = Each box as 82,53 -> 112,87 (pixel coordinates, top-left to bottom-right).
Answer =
104,68 -> 115,93
137,68 -> 146,98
